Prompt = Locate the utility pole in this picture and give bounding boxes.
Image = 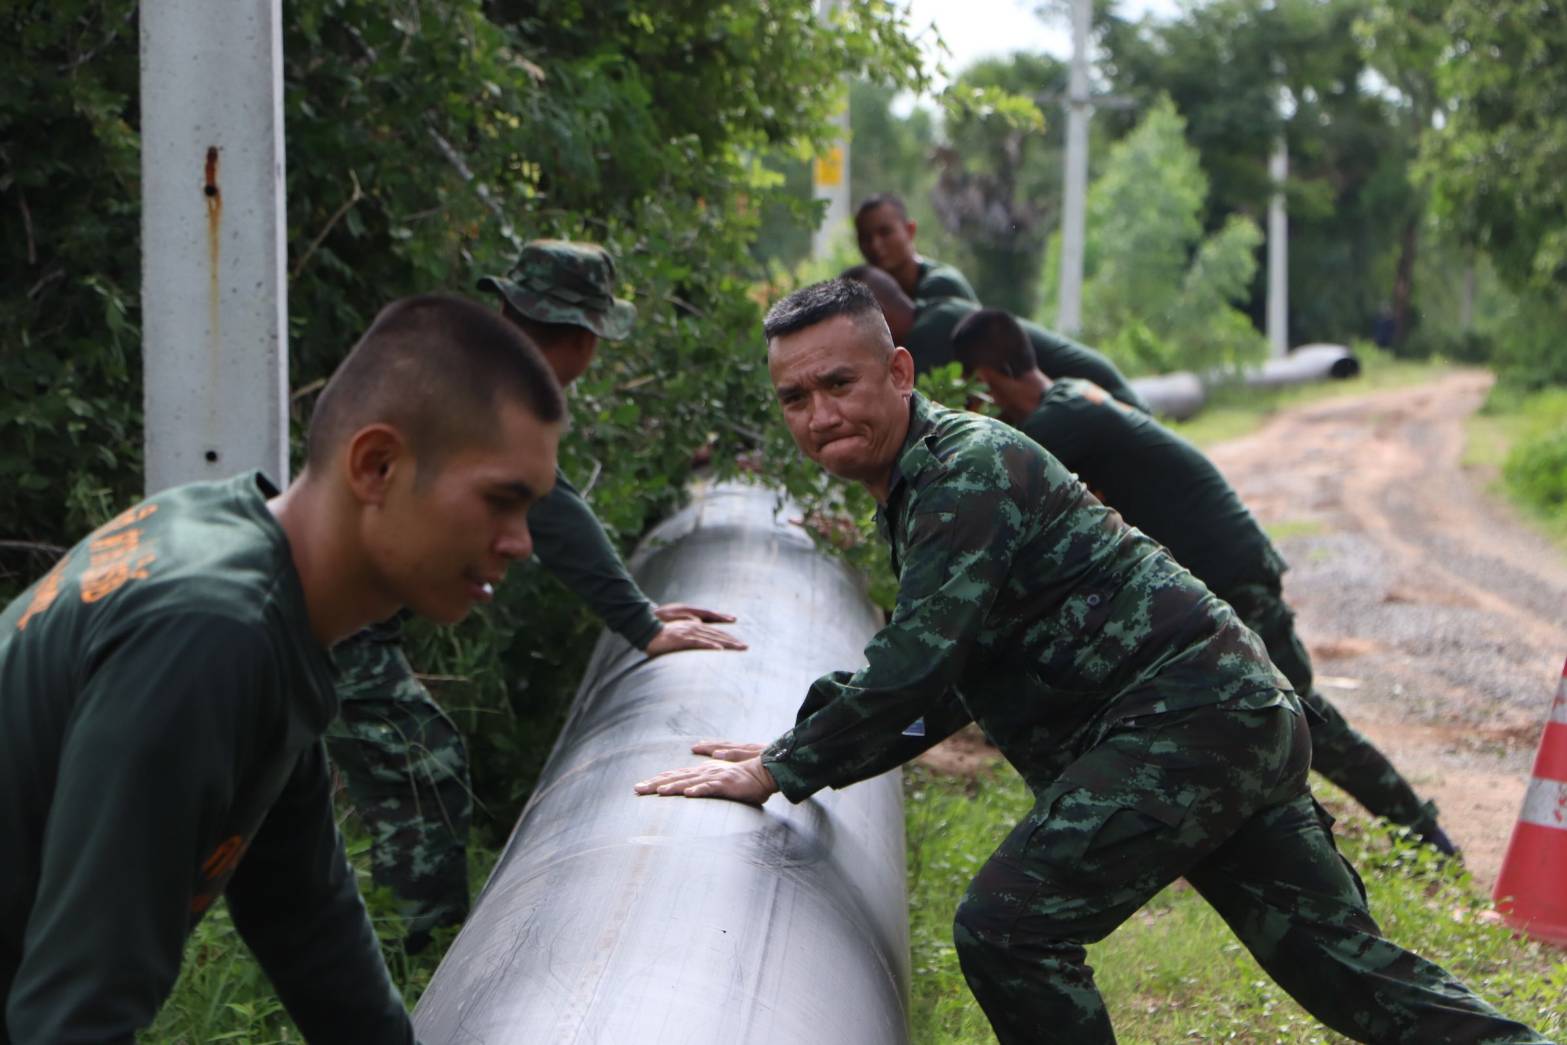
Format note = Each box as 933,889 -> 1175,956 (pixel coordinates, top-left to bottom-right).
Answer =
1055,0 -> 1091,335
1266,135 -> 1289,357
141,0 -> 289,494
811,0 -> 851,260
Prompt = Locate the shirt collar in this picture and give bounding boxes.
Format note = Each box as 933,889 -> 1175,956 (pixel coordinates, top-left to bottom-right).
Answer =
881,392 -> 943,512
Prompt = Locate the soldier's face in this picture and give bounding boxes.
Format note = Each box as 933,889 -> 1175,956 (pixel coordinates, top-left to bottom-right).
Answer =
769,315 -> 915,493
855,204 -> 917,273
363,400 -> 560,624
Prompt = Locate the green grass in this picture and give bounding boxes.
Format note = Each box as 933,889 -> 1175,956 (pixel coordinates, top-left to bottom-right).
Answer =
1170,348 -> 1455,450
1262,518 -> 1327,543
904,761 -> 1567,1045
142,835 -> 500,1043
1466,385 -> 1567,549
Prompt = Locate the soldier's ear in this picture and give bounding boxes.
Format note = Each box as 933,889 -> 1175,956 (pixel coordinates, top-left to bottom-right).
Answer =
889,346 -> 916,393
344,424 -> 410,506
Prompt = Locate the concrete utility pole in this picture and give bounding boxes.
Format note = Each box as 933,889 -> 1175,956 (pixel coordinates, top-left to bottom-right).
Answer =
1055,0 -> 1092,335
1266,136 -> 1289,357
811,0 -> 851,260
141,0 -> 289,495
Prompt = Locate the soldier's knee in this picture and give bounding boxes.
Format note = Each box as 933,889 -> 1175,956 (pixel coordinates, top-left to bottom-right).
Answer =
953,888 -> 1001,956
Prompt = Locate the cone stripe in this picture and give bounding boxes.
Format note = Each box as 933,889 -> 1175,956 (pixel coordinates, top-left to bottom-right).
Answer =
1518,777 -> 1567,832
1534,722 -> 1567,780
1492,658 -> 1567,945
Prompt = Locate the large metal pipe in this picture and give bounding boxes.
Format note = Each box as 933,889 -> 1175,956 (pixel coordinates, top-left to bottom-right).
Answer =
1129,371 -> 1206,421
1239,343 -> 1361,390
413,484 -> 910,1045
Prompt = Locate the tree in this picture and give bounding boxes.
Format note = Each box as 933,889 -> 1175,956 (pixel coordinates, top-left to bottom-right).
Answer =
928,53 -> 1058,316
1047,96 -> 1267,375
1422,0 -> 1567,299
1097,0 -> 1422,347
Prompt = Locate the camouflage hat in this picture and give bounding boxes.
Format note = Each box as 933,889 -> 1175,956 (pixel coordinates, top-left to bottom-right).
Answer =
476,240 -> 637,341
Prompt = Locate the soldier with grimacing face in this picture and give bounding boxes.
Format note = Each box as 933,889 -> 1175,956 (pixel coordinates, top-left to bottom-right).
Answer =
634,278 -> 1549,1045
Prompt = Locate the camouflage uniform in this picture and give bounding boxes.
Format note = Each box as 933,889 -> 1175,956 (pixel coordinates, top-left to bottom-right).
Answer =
1016,378 -> 1447,846
329,241 -> 656,948
328,621 -> 470,951
761,395 -> 1544,1044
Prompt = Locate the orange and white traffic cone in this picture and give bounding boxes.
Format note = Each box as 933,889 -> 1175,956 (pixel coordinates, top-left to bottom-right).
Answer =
1492,657 -> 1567,946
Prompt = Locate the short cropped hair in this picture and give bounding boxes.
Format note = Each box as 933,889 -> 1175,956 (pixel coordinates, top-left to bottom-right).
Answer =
307,294 -> 565,472
763,278 -> 892,353
840,263 -> 915,316
952,309 -> 1037,378
855,193 -> 909,222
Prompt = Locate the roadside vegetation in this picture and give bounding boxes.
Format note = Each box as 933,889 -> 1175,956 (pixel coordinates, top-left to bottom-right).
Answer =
1468,386 -> 1567,549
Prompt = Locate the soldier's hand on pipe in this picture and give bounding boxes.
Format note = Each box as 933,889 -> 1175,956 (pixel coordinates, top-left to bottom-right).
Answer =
653,602 -> 737,624
633,755 -> 777,805
691,739 -> 765,762
644,618 -> 748,657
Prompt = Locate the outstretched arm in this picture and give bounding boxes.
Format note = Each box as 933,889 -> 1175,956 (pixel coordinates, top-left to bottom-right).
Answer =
227,744 -> 414,1044
530,469 -> 745,655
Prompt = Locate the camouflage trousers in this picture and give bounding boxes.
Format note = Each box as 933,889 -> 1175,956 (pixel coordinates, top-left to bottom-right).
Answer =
953,703 -> 1547,1044
1223,575 -> 1440,835
326,629 -> 471,951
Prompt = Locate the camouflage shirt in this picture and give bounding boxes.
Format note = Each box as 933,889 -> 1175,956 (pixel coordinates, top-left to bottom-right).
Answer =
762,394 -> 1290,802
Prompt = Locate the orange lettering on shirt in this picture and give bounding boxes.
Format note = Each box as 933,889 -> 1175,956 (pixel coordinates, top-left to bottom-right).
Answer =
97,502 -> 159,536
79,527 -> 158,604
202,835 -> 247,879
191,834 -> 249,915
16,559 -> 69,632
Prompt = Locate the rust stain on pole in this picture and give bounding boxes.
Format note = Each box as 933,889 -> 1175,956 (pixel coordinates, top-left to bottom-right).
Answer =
204,145 -> 222,307
205,145 -> 223,462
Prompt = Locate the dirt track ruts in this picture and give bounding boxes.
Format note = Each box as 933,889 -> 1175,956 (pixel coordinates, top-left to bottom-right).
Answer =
1207,369 -> 1567,887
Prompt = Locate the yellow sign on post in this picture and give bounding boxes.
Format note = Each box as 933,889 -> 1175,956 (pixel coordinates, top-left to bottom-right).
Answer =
814,146 -> 845,189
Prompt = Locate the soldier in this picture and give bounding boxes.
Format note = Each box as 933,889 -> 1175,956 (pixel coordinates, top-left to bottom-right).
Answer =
634,279 -> 1547,1044
841,264 -> 1151,413
0,296 -> 564,1042
950,309 -> 1459,855
854,192 -> 978,302
328,240 -> 745,952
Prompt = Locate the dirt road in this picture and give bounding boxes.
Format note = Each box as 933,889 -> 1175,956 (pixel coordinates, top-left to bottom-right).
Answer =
1208,369 -> 1567,886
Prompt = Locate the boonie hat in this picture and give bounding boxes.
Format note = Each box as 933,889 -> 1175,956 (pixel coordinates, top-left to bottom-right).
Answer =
476,240 -> 637,341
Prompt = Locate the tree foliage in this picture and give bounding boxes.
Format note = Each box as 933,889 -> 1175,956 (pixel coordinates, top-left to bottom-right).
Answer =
929,54 -> 1057,316
1,0 -> 927,830
1422,0 -> 1567,298
1049,97 -> 1266,375
1098,0 -> 1422,347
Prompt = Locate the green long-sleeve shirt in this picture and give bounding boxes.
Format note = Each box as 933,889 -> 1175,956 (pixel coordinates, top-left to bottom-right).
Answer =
762,395 -> 1288,802
903,299 -> 1150,413
1016,379 -> 1283,594
913,258 -> 978,302
0,474 -> 413,1044
529,466 -> 662,648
